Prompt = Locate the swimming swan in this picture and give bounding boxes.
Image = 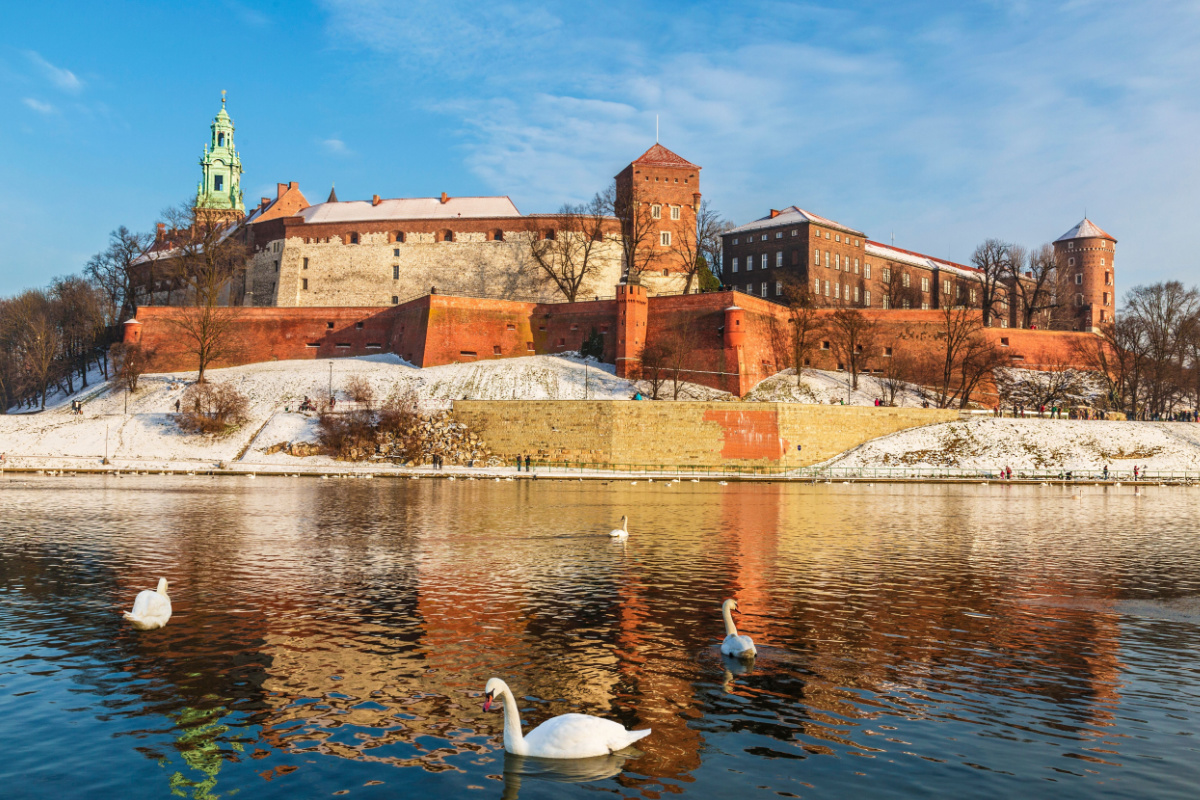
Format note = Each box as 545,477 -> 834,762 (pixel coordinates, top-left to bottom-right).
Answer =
609,515 -> 629,540
123,578 -> 172,630
483,678 -> 651,758
720,599 -> 756,659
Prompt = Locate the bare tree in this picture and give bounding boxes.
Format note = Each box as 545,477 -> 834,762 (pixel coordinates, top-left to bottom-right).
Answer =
670,199 -> 728,294
85,226 -> 153,326
1123,281 -> 1200,417
921,304 -> 1002,408
881,263 -> 922,310
781,280 -> 824,378
664,318 -> 693,399
1008,243 -> 1059,329
111,342 -> 153,393
878,345 -> 912,406
528,194 -> 611,302
606,181 -> 657,285
159,204 -> 248,382
827,308 -> 877,390
9,290 -> 62,409
51,275 -> 105,393
636,339 -> 671,400
344,374 -> 376,409
969,238 -> 1012,326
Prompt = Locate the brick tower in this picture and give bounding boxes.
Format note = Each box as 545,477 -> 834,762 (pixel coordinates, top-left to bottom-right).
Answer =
1053,218 -> 1116,332
614,144 -> 701,293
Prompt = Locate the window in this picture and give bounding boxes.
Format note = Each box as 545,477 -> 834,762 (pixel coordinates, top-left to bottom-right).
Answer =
303,257 -> 309,270
1076,294 -> 1084,307
349,232 -> 359,244
660,231 -> 671,246
864,264 -> 871,279
1075,273 -> 1083,285
493,345 -> 502,355
864,290 -> 871,306
1068,241 -> 1075,250
824,280 -> 830,297
776,281 -> 783,296
882,296 -> 890,309
651,204 -> 662,219
761,254 -> 768,270
762,282 -> 768,296
392,296 -> 399,304
1103,292 -> 1111,305
326,322 -> 334,329
670,206 -> 681,220
302,278 -> 308,290
394,248 -> 401,256
835,254 -> 841,270
853,286 -> 860,302
835,234 -> 841,242
854,239 -> 859,247
970,289 -> 977,303
733,238 -> 739,245
825,231 -> 831,239
1068,257 -> 1075,266
1105,272 -> 1112,285
355,322 -> 364,330
791,229 -> 798,237
732,257 -> 739,273
884,347 -> 893,357
217,133 -> 225,147
1000,318 -> 1008,328
746,284 -> 753,294
921,301 -> 929,310
814,248 -> 821,263
214,175 -> 224,191
775,231 -> 782,239
902,273 -> 910,288
882,267 -> 891,284
834,283 -> 840,299
393,265 -> 399,280
821,340 -> 831,350
854,258 -> 860,274
921,277 -> 930,292
1100,258 -> 1105,265
395,232 -> 406,244
814,277 -> 820,294
1000,337 -> 1010,346
527,342 -> 535,351
336,343 -> 351,349
825,250 -> 831,267
274,261 -> 279,273
943,279 -> 950,294
762,234 -> 768,241
776,251 -> 783,267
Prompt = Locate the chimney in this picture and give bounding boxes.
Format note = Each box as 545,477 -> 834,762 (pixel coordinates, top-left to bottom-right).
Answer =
260,197 -> 270,209
440,192 -> 449,204
372,194 -> 381,206
156,222 -> 165,241
277,182 -> 288,199
289,181 -> 298,190
769,209 -> 781,218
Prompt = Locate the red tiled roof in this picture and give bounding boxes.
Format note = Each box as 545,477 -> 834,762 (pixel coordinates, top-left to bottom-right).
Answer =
631,143 -> 699,169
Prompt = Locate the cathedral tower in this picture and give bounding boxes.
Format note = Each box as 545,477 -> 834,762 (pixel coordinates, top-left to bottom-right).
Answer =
195,91 -> 244,222
1053,218 -> 1116,332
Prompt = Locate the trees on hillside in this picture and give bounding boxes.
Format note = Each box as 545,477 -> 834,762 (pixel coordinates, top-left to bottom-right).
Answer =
827,309 -> 876,390
529,195 -> 611,302
913,304 -> 1005,408
1008,244 -> 1059,329
782,281 -> 824,376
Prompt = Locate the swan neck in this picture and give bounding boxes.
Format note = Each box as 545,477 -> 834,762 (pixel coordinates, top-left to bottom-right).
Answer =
722,604 -> 738,637
499,688 -> 527,754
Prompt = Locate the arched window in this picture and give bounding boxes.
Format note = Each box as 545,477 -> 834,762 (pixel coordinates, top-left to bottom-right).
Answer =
218,133 -> 225,147
439,229 -> 454,242
349,232 -> 359,245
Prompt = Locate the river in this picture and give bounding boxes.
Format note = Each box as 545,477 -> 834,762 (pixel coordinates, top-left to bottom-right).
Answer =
2,476 -> 1198,798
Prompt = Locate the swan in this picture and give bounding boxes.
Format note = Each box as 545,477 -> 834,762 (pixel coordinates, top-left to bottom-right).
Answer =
720,599 -> 756,660
482,678 -> 650,758
609,515 -> 628,539
123,578 -> 172,630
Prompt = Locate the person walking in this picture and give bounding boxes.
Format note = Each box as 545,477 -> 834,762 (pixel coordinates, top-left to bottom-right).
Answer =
516,455 -> 522,472
1103,464 -> 1109,480
524,454 -> 531,472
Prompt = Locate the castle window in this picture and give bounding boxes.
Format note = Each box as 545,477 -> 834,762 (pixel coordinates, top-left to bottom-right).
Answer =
493,346 -> 502,355
776,281 -> 783,296
214,175 -> 224,191
440,230 -> 454,242
921,277 -> 929,292
732,257 -> 739,273
902,272 -> 911,288
506,323 -> 516,331
882,267 -> 891,283
274,261 -> 279,273
821,341 -> 831,350
393,265 -> 400,280
355,322 -> 363,330
218,133 -> 224,146
392,296 -> 399,304
527,342 -> 535,351
1069,257 -> 1075,266
662,269 -> 669,276
1076,294 -> 1084,307
761,254 -> 768,270
882,296 -> 890,309
884,347 -> 892,357
543,229 -> 557,241
349,232 -> 359,244
792,229 -> 798,236
1100,258 -> 1105,265
1104,292 -> 1111,305
492,229 -> 505,241
1075,273 -> 1083,285
835,234 -> 841,243
302,278 -> 308,290
864,264 -> 871,279
776,251 -> 783,267
864,290 -> 871,306
394,248 -> 400,256
671,206 -> 681,220
775,231 -> 782,239
1105,272 -> 1112,285
651,204 -> 662,219
660,231 -> 671,246
303,257 -> 309,270
814,248 -> 820,263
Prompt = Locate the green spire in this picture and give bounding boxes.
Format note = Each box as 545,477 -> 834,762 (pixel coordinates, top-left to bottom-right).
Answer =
195,90 -> 244,215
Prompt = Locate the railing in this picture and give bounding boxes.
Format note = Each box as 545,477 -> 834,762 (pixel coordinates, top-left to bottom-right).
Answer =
513,459 -> 1200,482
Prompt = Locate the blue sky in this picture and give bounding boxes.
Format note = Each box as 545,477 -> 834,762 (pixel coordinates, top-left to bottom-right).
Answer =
1,0 -> 1198,296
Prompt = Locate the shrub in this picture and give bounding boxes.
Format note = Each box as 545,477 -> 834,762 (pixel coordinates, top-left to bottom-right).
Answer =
177,382 -> 249,435
581,329 -> 604,360
343,374 -> 375,409
111,342 -> 154,393
317,409 -> 378,459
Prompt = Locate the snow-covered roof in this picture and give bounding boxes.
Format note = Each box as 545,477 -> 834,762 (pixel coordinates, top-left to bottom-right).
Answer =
1055,218 -> 1115,243
725,206 -> 864,237
296,196 -> 522,224
866,241 -> 981,281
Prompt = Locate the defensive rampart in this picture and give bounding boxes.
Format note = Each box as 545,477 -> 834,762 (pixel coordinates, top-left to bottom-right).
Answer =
452,400 -> 958,468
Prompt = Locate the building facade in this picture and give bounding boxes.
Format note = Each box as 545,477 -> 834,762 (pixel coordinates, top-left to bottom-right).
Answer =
722,206 -> 1114,331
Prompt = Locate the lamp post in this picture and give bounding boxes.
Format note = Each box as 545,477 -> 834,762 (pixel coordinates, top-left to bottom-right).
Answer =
584,361 -> 589,400
328,361 -> 333,404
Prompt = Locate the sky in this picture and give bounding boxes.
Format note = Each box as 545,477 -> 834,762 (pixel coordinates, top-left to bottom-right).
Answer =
1,0 -> 1198,296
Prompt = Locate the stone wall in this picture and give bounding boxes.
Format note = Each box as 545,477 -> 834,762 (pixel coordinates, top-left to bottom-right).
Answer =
451,400 -> 959,468
244,229 -> 625,308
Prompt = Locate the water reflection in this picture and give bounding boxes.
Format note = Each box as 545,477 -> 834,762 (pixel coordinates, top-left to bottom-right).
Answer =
2,477 -> 1199,798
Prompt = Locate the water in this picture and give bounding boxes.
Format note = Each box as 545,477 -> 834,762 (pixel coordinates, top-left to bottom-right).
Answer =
2,476 -> 1199,799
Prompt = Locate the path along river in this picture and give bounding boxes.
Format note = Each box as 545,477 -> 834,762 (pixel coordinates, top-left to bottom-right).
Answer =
2,476 -> 1198,799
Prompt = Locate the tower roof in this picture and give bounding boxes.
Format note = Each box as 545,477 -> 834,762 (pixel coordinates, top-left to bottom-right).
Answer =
327,184 -> 338,203
1055,218 -> 1115,243
630,143 -> 699,169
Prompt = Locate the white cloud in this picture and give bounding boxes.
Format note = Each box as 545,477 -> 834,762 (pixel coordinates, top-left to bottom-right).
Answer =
24,51 -> 83,93
22,97 -> 57,114
322,137 -> 351,156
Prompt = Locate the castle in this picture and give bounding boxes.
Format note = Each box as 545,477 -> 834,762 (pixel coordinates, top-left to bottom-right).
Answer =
125,96 -> 1115,396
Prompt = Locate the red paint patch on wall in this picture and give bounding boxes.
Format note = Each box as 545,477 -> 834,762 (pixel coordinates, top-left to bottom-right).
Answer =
702,408 -> 790,461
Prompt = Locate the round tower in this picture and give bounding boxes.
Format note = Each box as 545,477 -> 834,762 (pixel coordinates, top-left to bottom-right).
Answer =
1053,218 -> 1116,332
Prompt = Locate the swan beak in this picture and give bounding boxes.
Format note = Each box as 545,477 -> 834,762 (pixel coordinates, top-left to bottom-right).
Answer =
483,691 -> 494,712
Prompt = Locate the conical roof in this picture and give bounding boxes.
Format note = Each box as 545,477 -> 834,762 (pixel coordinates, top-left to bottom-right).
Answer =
631,143 -> 699,169
1055,218 -> 1115,242
327,184 -> 339,203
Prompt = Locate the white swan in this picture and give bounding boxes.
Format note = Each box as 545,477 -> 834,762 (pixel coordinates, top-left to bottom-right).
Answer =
483,678 -> 651,758
720,599 -> 756,660
609,515 -> 628,540
123,578 -> 172,630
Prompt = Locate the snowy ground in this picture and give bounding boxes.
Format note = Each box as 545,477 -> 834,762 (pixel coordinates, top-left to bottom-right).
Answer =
4,356 -> 1199,476
827,418 -> 1200,472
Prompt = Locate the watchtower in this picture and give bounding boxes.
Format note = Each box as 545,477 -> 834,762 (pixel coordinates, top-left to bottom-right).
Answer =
1053,218 -> 1116,332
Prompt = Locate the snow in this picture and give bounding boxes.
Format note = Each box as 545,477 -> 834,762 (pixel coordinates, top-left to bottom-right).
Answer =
298,195 -> 520,224
745,368 -> 927,406
827,418 -> 1200,472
